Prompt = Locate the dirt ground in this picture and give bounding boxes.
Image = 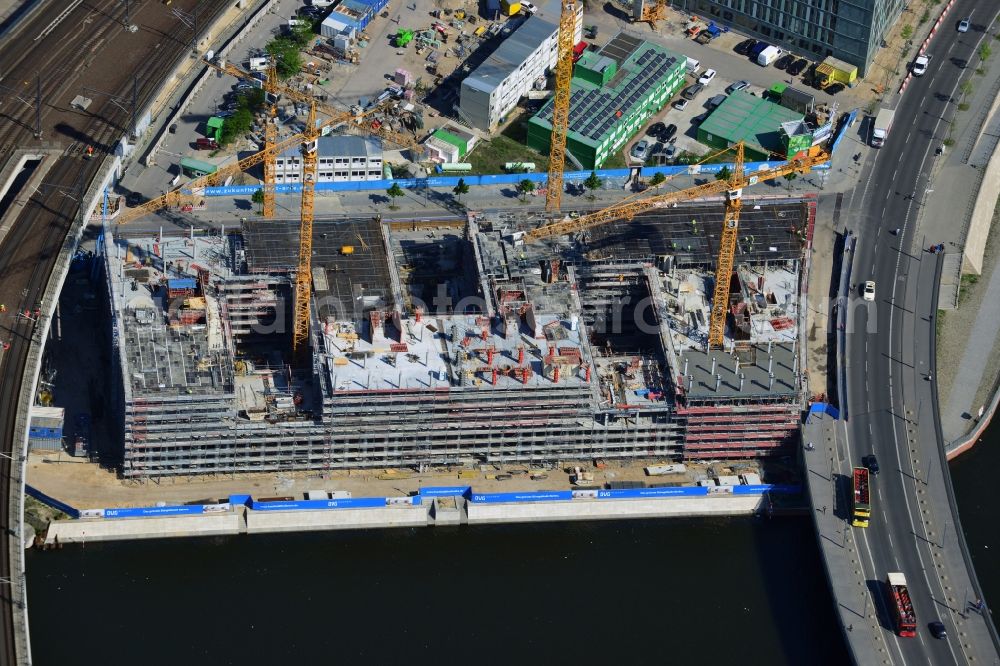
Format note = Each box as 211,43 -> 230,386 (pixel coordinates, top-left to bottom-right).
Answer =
25,451 -> 761,508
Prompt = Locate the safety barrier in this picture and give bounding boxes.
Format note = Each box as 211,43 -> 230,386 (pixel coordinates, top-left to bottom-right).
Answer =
417,486 -> 471,497
249,497 -> 418,511
92,503 -> 232,519
25,485 -> 80,519
201,160 -> 829,197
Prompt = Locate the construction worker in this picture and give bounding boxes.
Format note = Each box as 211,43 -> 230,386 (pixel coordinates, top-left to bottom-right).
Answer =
0,304 -> 5,312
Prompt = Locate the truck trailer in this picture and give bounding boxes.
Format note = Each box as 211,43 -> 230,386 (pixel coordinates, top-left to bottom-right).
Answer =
871,108 -> 895,148
886,572 -> 917,637
851,466 -> 871,527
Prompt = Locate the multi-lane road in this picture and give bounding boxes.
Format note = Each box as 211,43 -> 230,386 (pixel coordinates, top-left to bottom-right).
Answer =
0,1 -> 233,663
844,0 -> 1000,662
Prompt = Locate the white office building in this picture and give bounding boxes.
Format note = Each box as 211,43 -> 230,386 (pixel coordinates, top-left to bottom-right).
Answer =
274,135 -> 384,183
458,6 -> 582,132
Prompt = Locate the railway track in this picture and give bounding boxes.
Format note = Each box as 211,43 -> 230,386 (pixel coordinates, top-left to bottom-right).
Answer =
0,1 -> 233,662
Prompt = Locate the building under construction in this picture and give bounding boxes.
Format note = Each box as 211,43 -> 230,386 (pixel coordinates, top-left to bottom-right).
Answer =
104,196 -> 815,479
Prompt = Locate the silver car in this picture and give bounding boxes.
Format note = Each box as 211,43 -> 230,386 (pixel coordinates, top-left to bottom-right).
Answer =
631,140 -> 649,161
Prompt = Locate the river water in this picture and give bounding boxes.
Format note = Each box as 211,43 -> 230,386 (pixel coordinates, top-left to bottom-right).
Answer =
24,419 -> 1000,665
26,515 -> 850,664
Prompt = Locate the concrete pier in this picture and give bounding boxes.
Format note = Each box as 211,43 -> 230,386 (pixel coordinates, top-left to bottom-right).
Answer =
42,493 -> 769,544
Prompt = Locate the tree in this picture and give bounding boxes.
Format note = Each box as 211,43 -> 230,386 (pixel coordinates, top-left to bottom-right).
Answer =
649,172 -> 666,189
516,179 -> 535,201
252,189 -> 265,214
583,171 -> 603,200
901,24 -> 914,41
386,182 -> 404,209
218,108 -> 253,146
981,43 -> 993,62
714,166 -> 732,182
783,172 -> 798,190
452,177 -> 469,203
266,38 -> 302,80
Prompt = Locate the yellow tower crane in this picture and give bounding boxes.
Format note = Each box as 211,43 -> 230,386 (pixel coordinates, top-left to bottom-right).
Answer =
293,101 -> 320,356
526,142 -> 830,348
544,0 -> 577,213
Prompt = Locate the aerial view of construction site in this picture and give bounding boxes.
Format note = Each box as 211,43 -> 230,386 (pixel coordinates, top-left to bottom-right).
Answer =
11,0 -> 839,528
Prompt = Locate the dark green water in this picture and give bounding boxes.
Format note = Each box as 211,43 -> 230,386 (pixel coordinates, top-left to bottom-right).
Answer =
26,516 -> 850,665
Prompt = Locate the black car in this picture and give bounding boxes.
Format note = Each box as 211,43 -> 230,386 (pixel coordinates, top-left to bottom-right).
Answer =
826,82 -> 846,95
650,142 -> 664,157
662,123 -> 677,140
649,121 -> 667,137
863,454 -> 880,475
788,58 -> 809,76
929,621 -> 947,639
734,38 -> 757,55
774,54 -> 795,70
803,62 -> 819,85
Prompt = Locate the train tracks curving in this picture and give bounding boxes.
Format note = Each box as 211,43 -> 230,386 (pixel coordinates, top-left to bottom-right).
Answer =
0,1 -> 234,662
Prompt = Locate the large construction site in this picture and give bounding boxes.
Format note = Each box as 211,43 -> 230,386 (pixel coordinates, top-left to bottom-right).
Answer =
103,196 -> 815,480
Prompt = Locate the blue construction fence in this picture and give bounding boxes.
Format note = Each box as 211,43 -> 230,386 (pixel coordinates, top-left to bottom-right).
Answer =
26,485 -> 80,519
77,483 -> 800,519
200,160 -> 832,198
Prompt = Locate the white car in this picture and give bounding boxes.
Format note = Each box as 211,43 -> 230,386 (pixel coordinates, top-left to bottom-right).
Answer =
672,98 -> 689,111
863,281 -> 876,302
521,1 -> 537,13
698,68 -> 717,85
957,17 -> 970,33
912,54 -> 929,76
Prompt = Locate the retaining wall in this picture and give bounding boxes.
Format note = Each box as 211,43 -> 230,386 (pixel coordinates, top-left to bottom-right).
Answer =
466,495 -> 762,524
246,505 -> 429,533
45,513 -> 241,543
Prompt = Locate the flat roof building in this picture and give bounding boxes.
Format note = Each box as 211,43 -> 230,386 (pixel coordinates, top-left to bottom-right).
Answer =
696,91 -> 804,160
526,33 -> 686,169
683,0 -> 905,75
275,135 -> 383,183
457,8 -> 582,132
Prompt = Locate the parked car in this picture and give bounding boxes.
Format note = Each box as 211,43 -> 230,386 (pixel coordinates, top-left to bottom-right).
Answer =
650,142 -> 663,157
662,123 -> 677,140
168,123 -> 177,134
698,68 -> 717,84
664,144 -> 677,160
682,83 -> 704,99
749,42 -> 770,59
630,139 -> 649,160
235,81 -> 253,90
788,58 -> 809,76
692,111 -> 709,125
826,82 -> 846,95
521,1 -> 537,14
672,98 -> 689,111
734,38 -> 757,55
707,94 -> 727,109
774,54 -> 795,70
957,17 -> 970,32
726,80 -> 750,94
649,121 -> 667,137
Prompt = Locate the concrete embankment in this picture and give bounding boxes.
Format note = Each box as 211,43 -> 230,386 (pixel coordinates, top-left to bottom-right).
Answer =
44,494 -> 769,544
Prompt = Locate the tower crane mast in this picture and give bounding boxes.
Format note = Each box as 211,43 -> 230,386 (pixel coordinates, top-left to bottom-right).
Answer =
544,1 -> 577,213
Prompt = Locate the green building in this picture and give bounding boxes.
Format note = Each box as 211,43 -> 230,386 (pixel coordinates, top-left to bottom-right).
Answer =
206,116 -> 225,142
696,91 -> 804,161
527,33 -> 686,170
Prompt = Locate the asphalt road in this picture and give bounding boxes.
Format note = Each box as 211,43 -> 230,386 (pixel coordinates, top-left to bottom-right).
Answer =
843,1 -> 1000,662
0,1 -> 233,662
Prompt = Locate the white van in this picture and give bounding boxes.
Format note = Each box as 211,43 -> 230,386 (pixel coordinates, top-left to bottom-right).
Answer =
757,45 -> 783,66
685,57 -> 701,75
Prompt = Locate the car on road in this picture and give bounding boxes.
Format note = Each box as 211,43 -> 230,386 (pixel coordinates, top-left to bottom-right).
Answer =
788,58 -> 809,76
630,140 -> 649,161
682,83 -> 704,99
774,54 -> 795,70
912,54 -> 930,76
957,17 -> 970,32
863,454 -> 880,475
662,123 -> 677,140
863,280 -> 876,301
726,80 -> 750,94
734,38 -> 757,55
672,98 -> 689,111
698,69 -> 716,84
929,621 -> 947,639
826,82 -> 846,95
